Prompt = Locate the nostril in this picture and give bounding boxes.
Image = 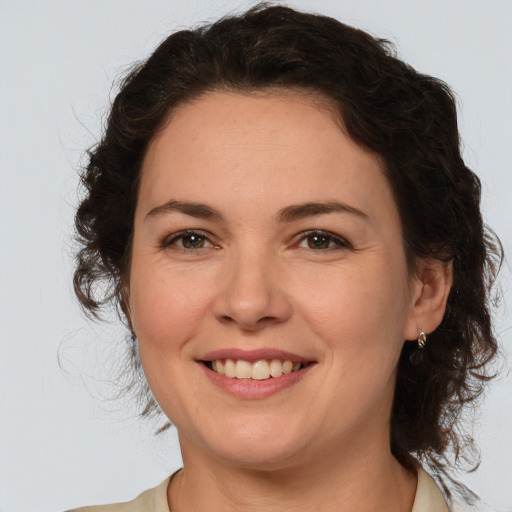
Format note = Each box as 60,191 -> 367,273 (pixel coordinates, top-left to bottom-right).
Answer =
212,274 -> 293,330
217,314 -> 281,331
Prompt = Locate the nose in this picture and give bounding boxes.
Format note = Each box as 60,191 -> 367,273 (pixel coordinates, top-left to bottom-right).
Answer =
212,248 -> 293,332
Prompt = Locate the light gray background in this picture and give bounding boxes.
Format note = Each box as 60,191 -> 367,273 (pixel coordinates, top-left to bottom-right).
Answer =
1,1 -> 511,511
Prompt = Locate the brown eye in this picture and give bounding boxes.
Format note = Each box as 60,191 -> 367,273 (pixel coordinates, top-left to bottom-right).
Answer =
162,231 -> 214,251
307,234 -> 331,249
297,231 -> 350,251
181,234 -> 205,249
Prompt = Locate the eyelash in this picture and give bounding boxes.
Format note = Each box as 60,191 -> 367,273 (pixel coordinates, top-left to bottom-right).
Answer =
296,230 -> 351,251
161,230 -> 215,251
160,229 -> 351,252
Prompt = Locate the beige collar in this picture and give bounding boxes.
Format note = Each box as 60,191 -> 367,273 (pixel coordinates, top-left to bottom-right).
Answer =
157,467 -> 450,512
412,467 -> 450,512
70,466 -> 450,511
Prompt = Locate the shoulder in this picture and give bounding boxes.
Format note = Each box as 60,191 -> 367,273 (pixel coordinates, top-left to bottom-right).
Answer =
413,467 -> 450,512
64,476 -> 171,512
413,467 -> 495,512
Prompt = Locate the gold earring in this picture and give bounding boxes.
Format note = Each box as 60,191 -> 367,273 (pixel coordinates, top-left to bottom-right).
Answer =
409,329 -> 427,365
417,329 -> 427,348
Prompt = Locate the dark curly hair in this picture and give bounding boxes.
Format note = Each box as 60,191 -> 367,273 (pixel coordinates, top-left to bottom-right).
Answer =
73,3 -> 502,486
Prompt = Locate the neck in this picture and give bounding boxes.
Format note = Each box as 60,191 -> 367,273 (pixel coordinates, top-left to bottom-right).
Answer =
168,434 -> 417,512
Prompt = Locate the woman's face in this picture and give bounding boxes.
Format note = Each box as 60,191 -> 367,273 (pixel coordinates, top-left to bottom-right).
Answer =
128,91 -> 427,469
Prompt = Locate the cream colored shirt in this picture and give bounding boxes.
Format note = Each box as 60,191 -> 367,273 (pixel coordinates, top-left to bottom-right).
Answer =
67,467 -> 450,512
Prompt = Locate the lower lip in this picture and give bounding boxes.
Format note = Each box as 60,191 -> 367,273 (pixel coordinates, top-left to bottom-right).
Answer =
200,363 -> 314,399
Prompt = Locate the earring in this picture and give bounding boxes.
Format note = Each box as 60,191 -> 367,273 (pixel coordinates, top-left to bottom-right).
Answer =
417,329 -> 427,348
409,329 -> 427,365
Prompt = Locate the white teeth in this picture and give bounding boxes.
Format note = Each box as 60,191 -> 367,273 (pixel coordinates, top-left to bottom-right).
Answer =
210,358 -> 305,380
252,360 -> 271,380
270,359 -> 283,378
224,358 -> 236,378
213,360 -> 225,375
235,360 -> 252,379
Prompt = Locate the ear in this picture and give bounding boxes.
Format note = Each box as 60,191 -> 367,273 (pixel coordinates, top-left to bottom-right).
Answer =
403,258 -> 453,341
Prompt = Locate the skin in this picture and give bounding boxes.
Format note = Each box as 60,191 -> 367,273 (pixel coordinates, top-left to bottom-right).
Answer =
127,91 -> 452,512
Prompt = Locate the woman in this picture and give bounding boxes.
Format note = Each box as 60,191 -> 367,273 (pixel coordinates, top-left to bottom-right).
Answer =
69,4 -> 501,511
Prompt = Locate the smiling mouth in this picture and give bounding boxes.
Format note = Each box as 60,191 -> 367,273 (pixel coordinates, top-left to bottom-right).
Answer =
202,359 -> 313,381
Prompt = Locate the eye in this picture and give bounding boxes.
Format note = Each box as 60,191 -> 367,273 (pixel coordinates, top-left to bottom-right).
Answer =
297,230 -> 350,250
162,230 -> 214,251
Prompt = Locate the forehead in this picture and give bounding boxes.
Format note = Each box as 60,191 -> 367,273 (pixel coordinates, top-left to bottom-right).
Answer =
137,90 -> 396,227
150,89 -> 344,155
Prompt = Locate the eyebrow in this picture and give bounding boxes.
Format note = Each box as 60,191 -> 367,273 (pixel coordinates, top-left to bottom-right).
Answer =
145,199 -> 368,223
277,201 -> 368,223
146,200 -> 224,221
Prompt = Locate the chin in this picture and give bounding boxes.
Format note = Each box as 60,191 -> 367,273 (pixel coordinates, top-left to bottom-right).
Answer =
183,418 -> 315,470
215,443 -> 307,471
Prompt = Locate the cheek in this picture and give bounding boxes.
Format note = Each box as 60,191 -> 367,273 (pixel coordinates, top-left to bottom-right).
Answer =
294,258 -> 411,355
295,262 -> 411,419
128,261 -> 216,350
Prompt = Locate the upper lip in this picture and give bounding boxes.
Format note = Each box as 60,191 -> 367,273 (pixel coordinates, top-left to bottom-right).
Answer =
200,348 -> 313,363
